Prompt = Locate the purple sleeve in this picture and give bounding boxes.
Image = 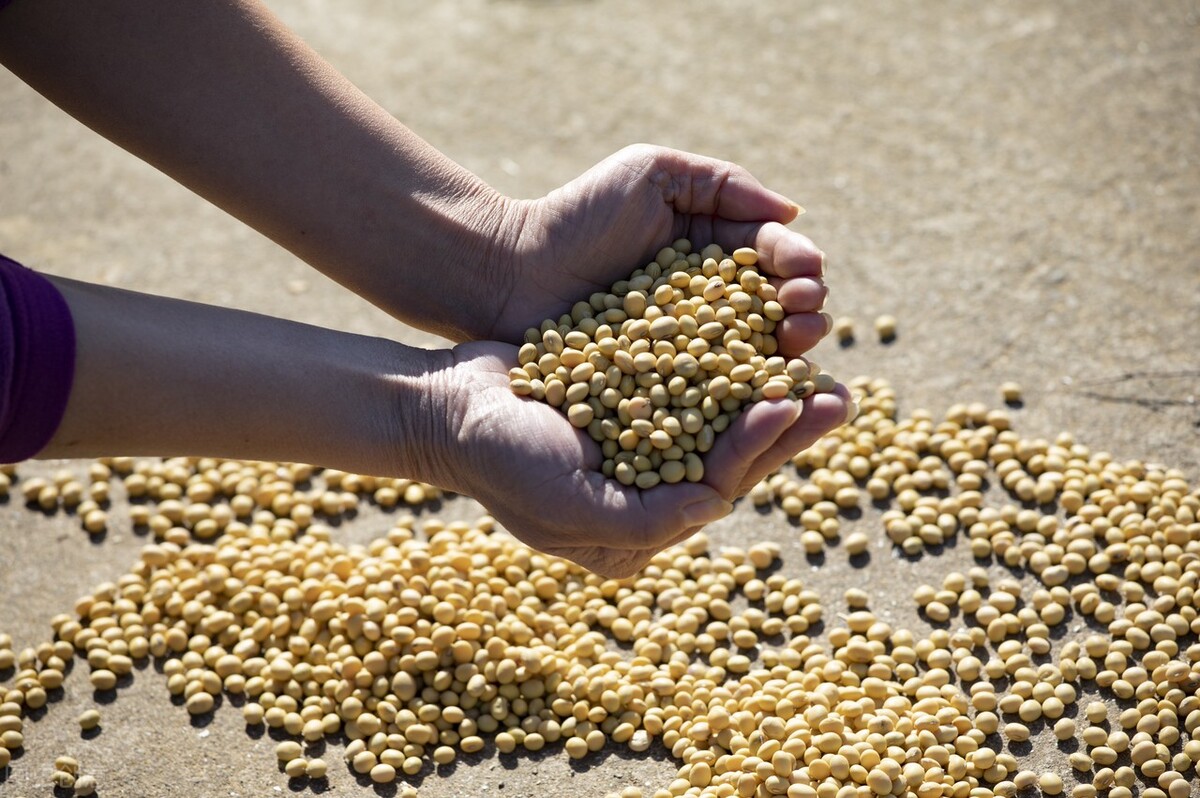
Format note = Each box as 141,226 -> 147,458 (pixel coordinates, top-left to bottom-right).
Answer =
0,255 -> 77,462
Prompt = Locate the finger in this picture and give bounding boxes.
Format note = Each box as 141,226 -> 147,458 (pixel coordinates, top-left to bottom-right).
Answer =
773,312 -> 833,358
568,516 -> 717,578
700,399 -> 802,500
546,544 -> 654,580
659,524 -> 708,551
733,388 -> 853,496
703,219 -> 824,280
627,146 -> 802,222
769,276 -> 828,313
636,483 -> 732,546
543,484 -> 731,578
749,221 -> 825,279
557,468 -> 731,552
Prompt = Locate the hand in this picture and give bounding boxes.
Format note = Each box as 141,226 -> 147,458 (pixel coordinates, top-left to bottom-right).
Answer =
422,342 -> 851,578
485,144 -> 830,364
421,144 -> 850,576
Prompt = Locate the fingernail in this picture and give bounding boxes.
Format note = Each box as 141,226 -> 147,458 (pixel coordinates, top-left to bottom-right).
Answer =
683,496 -> 733,527
819,250 -> 826,276
793,203 -> 807,217
844,400 -> 860,425
821,312 -> 834,335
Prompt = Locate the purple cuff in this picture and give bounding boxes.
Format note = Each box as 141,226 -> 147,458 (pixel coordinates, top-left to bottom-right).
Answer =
0,255 -> 77,462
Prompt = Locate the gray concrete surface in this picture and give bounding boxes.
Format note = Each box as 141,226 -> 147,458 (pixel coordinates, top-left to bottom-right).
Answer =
2,1 -> 1198,796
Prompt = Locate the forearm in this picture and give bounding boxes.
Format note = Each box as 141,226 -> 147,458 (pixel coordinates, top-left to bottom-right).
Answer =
42,276 -> 445,479
0,0 -> 508,341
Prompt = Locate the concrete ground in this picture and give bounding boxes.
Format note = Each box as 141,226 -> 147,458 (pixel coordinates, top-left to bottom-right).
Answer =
1,1 -> 1198,796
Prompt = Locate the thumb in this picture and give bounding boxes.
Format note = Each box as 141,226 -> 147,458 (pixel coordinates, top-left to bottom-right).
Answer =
625,145 -> 803,223
700,399 -> 802,500
533,475 -> 732,578
733,388 -> 852,494
557,469 -> 732,551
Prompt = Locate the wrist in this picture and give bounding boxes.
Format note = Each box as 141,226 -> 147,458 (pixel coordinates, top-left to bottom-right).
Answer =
374,341 -> 462,487
354,178 -> 522,343
433,184 -> 524,342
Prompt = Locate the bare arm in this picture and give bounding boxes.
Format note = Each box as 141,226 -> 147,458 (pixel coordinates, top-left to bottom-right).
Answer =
0,3 -> 818,350
43,276 -> 443,478
0,1 -> 510,341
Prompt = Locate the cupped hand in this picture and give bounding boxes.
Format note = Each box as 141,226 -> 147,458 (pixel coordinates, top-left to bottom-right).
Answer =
426,341 -> 851,578
417,144 -> 850,576
485,143 -> 830,362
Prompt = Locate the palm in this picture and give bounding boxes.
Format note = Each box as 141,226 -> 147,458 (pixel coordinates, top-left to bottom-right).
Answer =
453,342 -> 600,494
443,341 -> 722,576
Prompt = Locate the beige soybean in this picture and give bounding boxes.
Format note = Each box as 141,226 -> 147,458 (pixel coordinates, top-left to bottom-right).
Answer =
510,240 -> 838,488
8,372 -> 1200,798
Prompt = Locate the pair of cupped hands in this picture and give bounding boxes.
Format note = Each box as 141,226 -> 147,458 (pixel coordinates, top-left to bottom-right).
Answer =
408,145 -> 851,578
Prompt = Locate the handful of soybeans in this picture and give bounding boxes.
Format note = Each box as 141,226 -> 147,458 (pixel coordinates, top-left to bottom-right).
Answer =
509,239 -> 836,488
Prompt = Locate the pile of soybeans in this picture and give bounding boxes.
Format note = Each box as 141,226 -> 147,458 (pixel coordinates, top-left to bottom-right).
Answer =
1,360 -> 1199,796
509,240 -> 838,488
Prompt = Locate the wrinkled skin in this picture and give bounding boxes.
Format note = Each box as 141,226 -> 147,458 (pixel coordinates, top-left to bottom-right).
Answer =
413,145 -> 851,578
